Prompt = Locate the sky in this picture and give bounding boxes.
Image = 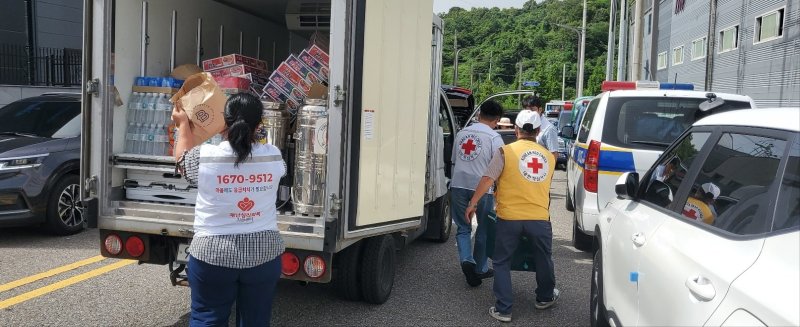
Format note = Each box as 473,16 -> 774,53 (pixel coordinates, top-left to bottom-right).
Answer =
433,0 -> 530,14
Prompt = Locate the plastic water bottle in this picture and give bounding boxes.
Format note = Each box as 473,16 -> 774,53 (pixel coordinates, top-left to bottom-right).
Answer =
157,94 -> 172,125
145,124 -> 156,155
136,93 -> 148,123
127,92 -> 140,122
155,124 -> 168,156
125,122 -> 138,153
134,123 -> 144,154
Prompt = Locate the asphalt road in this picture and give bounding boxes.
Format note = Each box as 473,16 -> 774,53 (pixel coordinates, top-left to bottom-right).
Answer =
0,170 -> 593,326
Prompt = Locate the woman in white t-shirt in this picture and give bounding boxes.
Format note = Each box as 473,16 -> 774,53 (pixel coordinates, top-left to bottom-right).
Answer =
173,93 -> 285,326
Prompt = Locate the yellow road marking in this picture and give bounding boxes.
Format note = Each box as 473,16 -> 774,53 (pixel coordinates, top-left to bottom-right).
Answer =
0,255 -> 106,293
0,259 -> 135,309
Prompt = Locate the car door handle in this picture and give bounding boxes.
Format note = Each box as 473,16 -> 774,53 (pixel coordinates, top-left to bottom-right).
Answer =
631,232 -> 646,247
685,275 -> 716,302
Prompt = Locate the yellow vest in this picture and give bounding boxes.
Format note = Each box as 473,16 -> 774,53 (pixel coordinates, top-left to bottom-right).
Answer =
683,197 -> 716,225
496,140 -> 555,220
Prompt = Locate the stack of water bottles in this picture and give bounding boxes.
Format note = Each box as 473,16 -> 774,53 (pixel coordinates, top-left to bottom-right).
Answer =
125,89 -> 175,156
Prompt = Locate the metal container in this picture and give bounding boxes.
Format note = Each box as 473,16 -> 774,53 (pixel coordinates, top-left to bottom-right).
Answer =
292,98 -> 328,215
257,100 -> 290,149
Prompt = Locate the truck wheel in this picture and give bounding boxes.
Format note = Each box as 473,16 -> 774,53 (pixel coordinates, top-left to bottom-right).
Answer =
426,195 -> 452,243
45,175 -> 85,235
360,235 -> 396,304
566,187 -> 575,212
332,242 -> 362,301
572,211 -> 593,252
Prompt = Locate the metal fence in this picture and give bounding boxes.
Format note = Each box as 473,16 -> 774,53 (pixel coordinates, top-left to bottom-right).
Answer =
0,44 -> 82,87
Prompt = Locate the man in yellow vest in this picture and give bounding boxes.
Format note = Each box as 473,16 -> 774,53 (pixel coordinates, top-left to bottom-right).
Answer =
465,109 -> 559,323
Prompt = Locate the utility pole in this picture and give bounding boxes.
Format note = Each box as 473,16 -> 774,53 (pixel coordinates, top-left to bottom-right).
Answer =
704,0 -> 718,91
517,61 -> 523,105
488,50 -> 493,81
470,65 -> 474,88
562,64 -> 566,100
649,0 -> 660,80
631,0 -> 644,80
578,0 -> 587,96
606,0 -> 617,81
452,29 -> 458,85
617,0 -> 628,81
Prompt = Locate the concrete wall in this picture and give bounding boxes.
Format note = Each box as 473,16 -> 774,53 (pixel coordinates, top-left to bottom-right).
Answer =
0,85 -> 80,107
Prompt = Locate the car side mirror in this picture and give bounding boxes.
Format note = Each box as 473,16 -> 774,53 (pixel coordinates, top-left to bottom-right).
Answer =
699,93 -> 725,112
560,126 -> 576,139
615,172 -> 640,200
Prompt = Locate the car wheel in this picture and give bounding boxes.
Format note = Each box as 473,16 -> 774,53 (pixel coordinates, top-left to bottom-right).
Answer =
572,211 -> 593,252
360,235 -> 396,304
45,174 -> 85,235
590,248 -> 609,327
425,194 -> 452,243
566,187 -> 575,212
332,242 -> 362,301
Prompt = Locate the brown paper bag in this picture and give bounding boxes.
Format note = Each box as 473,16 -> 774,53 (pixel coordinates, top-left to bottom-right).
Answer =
170,72 -> 227,145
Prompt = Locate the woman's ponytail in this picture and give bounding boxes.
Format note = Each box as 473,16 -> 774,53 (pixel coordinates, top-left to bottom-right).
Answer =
223,93 -> 263,167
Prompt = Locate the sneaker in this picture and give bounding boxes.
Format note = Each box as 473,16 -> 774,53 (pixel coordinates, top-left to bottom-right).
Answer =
534,288 -> 561,310
476,268 -> 495,280
461,262 -> 482,287
489,306 -> 512,322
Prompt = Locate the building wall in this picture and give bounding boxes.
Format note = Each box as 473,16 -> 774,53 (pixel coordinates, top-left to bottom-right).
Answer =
637,0 -> 799,107
0,1 -> 28,45
0,0 -> 82,49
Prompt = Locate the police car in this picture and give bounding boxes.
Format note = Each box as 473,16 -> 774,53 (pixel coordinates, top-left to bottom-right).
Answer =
560,81 -> 757,251
591,108 -> 799,327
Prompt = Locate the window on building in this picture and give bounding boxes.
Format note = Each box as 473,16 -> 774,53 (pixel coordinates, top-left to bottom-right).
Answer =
657,52 -> 668,70
646,13 -> 652,35
692,37 -> 707,61
719,26 -> 739,53
672,46 -> 684,66
755,8 -> 785,43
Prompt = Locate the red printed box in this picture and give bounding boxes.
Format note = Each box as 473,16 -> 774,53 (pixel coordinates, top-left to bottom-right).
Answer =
202,54 -> 268,71
299,50 -> 329,81
276,62 -> 311,93
269,71 -> 307,101
286,54 -> 322,85
213,76 -> 251,90
262,83 -> 292,103
208,65 -> 269,81
308,44 -> 329,66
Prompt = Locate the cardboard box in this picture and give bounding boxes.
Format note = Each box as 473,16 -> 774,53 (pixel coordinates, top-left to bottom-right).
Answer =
308,44 -> 329,66
262,83 -> 301,110
172,64 -> 203,80
286,54 -> 322,85
132,86 -> 179,94
298,50 -> 329,81
269,71 -> 307,101
202,54 -> 268,71
213,76 -> 251,90
276,62 -> 312,93
208,64 -> 269,80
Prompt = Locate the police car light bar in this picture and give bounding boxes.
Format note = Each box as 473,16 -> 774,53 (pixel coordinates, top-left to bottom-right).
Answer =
601,81 -> 695,91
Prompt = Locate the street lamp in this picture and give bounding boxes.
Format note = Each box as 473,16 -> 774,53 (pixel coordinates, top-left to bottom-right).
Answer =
453,47 -> 466,86
550,22 -> 585,97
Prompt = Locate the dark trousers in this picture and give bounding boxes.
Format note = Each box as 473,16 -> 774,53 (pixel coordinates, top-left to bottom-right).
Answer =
492,218 -> 556,314
188,255 -> 281,327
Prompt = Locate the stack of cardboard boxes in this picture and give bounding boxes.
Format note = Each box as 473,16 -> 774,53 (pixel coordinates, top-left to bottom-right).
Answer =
263,44 -> 330,109
202,54 -> 269,95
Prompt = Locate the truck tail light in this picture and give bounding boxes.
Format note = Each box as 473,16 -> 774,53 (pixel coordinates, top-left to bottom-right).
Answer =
281,252 -> 300,276
125,236 -> 145,257
584,140 -> 601,193
104,234 -> 123,255
303,255 -> 326,279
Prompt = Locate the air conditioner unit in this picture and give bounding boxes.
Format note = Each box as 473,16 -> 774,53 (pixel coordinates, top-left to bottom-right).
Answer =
285,0 -> 331,31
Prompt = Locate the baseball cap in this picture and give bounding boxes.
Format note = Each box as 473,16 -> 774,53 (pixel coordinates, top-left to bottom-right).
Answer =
515,109 -> 541,132
498,117 -> 513,126
701,183 -> 720,199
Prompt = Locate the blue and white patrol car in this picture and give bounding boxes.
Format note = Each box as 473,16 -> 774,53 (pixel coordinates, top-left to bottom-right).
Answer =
560,81 -> 757,251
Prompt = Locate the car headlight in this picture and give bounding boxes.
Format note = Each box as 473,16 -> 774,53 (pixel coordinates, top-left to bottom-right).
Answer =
0,154 -> 49,171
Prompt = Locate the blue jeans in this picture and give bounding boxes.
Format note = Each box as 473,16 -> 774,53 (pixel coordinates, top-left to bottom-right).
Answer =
492,219 -> 556,314
188,255 -> 281,327
450,187 -> 494,273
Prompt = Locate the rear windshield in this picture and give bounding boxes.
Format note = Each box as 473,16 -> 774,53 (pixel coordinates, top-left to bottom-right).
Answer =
0,100 -> 80,137
602,97 -> 751,150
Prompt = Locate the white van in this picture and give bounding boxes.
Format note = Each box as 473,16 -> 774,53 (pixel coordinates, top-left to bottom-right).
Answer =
561,81 -> 756,251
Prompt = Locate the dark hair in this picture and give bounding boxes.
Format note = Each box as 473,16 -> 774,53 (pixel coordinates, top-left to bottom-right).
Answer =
479,100 -> 504,120
224,93 -> 263,167
518,124 -> 540,137
668,157 -> 681,167
522,96 -> 542,109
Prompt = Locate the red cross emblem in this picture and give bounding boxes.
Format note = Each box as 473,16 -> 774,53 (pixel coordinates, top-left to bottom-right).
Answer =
527,158 -> 543,174
683,208 -> 697,219
461,139 -> 477,155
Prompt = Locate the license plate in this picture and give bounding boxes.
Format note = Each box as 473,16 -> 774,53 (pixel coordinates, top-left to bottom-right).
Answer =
176,243 -> 190,264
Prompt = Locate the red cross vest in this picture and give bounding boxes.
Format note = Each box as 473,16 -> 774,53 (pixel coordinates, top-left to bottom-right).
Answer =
496,140 -> 555,220
451,123 -> 502,191
194,142 -> 285,237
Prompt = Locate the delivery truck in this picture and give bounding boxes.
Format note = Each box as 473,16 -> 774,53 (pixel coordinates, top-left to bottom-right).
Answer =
79,0 -> 456,304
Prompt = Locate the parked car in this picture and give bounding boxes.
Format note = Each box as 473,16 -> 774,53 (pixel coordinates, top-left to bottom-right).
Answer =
0,93 -> 83,235
441,85 -> 475,129
561,81 -> 757,251
591,107 -> 799,327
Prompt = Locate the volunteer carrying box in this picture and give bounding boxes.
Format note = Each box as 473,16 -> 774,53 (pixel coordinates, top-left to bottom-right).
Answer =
170,72 -> 227,145
202,54 -> 268,71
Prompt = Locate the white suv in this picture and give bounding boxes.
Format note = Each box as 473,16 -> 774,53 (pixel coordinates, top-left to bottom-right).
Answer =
592,108 -> 799,326
561,81 -> 756,251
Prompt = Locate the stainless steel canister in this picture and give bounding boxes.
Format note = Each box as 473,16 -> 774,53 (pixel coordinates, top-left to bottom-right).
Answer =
292,98 -> 328,215
257,100 -> 290,149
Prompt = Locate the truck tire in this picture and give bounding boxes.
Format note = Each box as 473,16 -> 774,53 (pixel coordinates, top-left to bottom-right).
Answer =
425,194 -> 452,243
360,235 -> 396,304
332,242 -> 362,301
45,174 -> 85,235
572,211 -> 593,252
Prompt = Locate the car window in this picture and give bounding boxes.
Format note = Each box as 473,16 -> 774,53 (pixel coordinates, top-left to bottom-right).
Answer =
577,98 -> 600,143
641,131 -> 711,208
602,97 -> 751,150
774,136 -> 800,232
438,100 -> 453,136
0,100 -> 80,137
679,132 -> 787,235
